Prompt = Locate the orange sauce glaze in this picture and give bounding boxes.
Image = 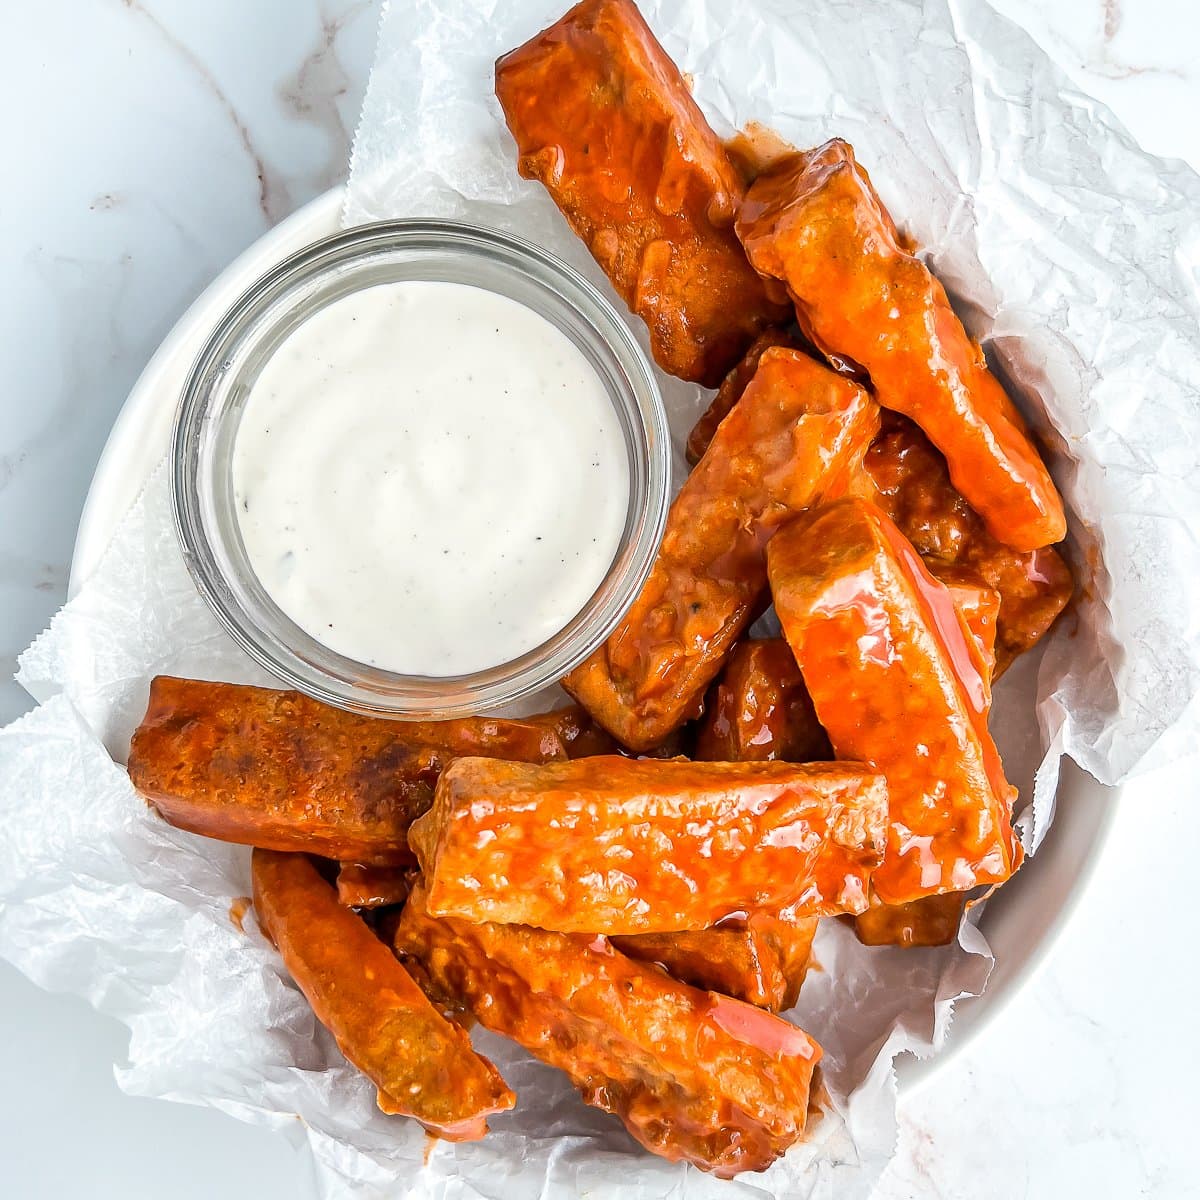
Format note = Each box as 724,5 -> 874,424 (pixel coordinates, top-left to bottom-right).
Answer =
737,138 -> 1066,552
228,896 -> 251,933
408,755 -> 888,933
631,638 -> 825,1003
685,328 -> 799,466
694,637 -> 831,764
335,863 -> 412,909
613,925 -> 787,1009
394,884 -> 821,1177
522,703 -> 620,758
854,892 -> 967,948
613,911 -> 817,1012
495,0 -> 788,386
767,498 -> 1022,905
862,413 -> 1073,674
688,378 -> 1069,676
859,556 -> 998,940
564,347 -> 879,751
849,564 -> 997,946
127,676 -> 565,865
926,566 -> 1000,689
251,850 -> 514,1139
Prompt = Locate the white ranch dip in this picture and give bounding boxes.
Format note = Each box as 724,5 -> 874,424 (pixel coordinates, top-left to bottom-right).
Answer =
232,280 -> 629,677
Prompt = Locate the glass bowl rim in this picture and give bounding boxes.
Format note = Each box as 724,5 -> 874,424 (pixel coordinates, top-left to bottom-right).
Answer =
171,217 -> 670,719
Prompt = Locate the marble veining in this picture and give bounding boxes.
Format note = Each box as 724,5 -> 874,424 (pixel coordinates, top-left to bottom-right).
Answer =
1,1 -> 1197,1197
120,0 -> 371,222
122,0 -> 288,222
990,0 -> 1200,165
0,0 -> 379,723
278,0 -> 375,198
1095,0 -> 1184,79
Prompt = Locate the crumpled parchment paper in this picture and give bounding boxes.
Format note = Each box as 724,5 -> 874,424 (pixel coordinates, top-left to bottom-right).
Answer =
4,0 -> 1200,1196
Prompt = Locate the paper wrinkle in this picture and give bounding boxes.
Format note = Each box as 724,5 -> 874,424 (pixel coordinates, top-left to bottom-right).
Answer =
17,460 -> 282,761
3,0 -> 1200,1195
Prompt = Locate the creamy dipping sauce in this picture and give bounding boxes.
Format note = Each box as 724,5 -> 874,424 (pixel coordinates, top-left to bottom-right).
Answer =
232,280 -> 629,676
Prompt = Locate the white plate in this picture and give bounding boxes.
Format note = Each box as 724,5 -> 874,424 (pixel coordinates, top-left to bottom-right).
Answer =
68,184 -> 1117,1094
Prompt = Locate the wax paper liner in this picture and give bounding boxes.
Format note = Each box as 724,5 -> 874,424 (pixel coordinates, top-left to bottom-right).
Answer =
4,0 -> 1200,1196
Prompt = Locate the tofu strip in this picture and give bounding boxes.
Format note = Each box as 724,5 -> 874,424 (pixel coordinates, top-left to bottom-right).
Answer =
692,378 -> 1071,674
685,328 -> 798,465
849,565 -> 997,946
694,637 -> 829,764
495,0 -> 788,385
614,914 -> 816,1013
854,892 -> 968,949
679,639 -> 825,1005
394,884 -> 822,1177
408,755 -> 888,932
336,863 -> 412,909
926,566 -> 1000,689
612,926 -> 787,1009
737,139 -> 1066,551
564,346 -> 879,751
522,703 -> 619,758
862,414 -> 1072,674
128,676 -> 565,864
768,498 -> 1022,904
251,850 -> 514,1140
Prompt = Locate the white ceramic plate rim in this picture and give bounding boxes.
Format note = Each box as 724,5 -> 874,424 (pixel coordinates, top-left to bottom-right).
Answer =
68,184 -> 1118,1099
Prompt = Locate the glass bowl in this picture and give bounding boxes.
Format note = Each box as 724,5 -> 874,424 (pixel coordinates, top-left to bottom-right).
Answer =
172,219 -> 669,719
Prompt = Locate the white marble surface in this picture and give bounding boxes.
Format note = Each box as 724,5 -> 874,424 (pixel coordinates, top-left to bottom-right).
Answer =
0,0 -> 1196,1196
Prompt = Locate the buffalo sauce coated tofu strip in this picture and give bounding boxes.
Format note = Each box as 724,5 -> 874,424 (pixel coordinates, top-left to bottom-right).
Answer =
863,414 -> 1072,675
685,326 -> 869,467
850,566 -> 997,946
854,892 -> 968,948
251,851 -> 514,1139
522,702 -> 620,758
927,567 -> 1000,687
768,498 -> 1022,905
611,925 -> 789,1011
685,328 -> 799,465
850,564 -> 998,947
494,0 -> 789,386
336,863 -> 412,909
614,913 -> 817,1012
394,884 -> 821,1177
127,676 -> 565,864
737,139 -> 1066,552
689,376 -> 1069,675
685,639 -> 824,1004
408,755 -> 888,932
693,628 -> 987,951
563,346 -> 879,751
694,637 -> 830,764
